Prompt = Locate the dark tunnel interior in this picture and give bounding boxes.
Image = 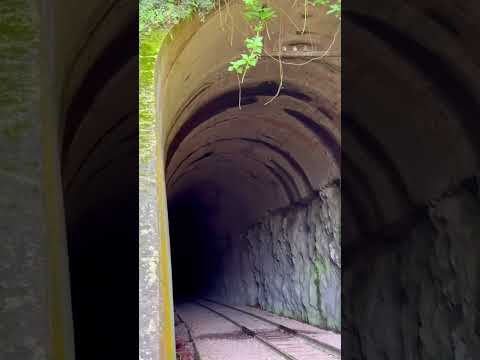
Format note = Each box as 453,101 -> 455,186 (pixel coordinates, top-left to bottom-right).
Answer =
63,153 -> 138,360
60,20 -> 138,358
63,154 -> 138,360
168,189 -> 222,301
66,197 -> 138,360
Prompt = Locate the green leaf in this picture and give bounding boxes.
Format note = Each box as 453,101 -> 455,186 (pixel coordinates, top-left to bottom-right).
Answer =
254,24 -> 264,32
247,56 -> 258,66
259,7 -> 276,21
326,3 -> 341,15
245,36 -> 262,49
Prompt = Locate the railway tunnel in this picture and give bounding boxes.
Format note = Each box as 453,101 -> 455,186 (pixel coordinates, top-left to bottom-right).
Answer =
166,80 -> 341,321
154,1 -> 341,344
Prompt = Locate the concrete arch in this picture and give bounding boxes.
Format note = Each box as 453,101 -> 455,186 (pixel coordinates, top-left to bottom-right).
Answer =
143,1 -> 341,357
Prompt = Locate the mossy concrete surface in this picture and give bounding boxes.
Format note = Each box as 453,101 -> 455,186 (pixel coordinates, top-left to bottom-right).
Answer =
140,29 -> 177,360
140,30 -> 166,165
0,1 -> 47,359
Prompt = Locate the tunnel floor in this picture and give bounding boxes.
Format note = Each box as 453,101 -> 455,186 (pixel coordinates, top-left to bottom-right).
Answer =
174,299 -> 341,360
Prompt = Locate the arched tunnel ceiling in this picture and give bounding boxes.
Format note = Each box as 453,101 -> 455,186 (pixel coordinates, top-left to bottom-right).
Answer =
159,0 -> 341,237
166,86 -> 340,231
341,4 -> 480,245
52,0 -> 135,109
63,57 -> 137,204
59,3 -> 137,226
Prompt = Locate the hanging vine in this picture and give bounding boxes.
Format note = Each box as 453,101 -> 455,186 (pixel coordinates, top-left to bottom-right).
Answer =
227,0 -> 275,79
227,0 -> 341,107
140,0 -> 341,111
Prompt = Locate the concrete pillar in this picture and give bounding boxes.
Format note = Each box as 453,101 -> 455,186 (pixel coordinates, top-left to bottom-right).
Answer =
1,0 -> 75,359
140,31 -> 176,360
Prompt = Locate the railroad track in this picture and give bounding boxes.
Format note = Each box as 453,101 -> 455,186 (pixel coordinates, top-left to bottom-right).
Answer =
194,299 -> 340,360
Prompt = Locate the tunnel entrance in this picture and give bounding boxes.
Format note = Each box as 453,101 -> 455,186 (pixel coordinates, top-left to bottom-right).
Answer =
169,186 -> 222,301
165,80 -> 341,331
146,1 -> 342,354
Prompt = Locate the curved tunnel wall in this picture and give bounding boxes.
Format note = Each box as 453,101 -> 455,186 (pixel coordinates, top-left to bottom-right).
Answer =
340,1 -> 480,358
50,1 -> 138,358
156,0 -> 341,330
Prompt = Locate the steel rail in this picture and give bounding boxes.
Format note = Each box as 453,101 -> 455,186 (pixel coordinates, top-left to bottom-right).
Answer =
194,301 -> 339,360
201,298 -> 341,357
193,301 -> 296,360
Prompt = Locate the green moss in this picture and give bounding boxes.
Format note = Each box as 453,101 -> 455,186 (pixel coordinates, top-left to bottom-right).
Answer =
138,1 -> 216,163
314,257 -> 327,277
310,257 -> 331,328
140,0 -> 215,33
0,0 -> 39,140
2,119 -> 32,141
139,31 -> 167,164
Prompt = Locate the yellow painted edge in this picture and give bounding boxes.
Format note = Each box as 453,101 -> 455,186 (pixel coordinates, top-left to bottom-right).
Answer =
40,68 -> 76,360
156,150 -> 177,360
41,118 -> 67,360
38,0 -> 75,358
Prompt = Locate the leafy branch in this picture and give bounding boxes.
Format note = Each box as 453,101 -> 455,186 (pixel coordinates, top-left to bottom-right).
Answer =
228,0 -> 276,82
228,0 -> 340,107
140,0 -> 341,109
140,0 -> 216,33
311,0 -> 341,18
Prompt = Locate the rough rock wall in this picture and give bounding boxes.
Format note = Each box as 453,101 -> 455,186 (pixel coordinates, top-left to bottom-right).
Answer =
211,182 -> 341,331
343,176 -> 480,359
